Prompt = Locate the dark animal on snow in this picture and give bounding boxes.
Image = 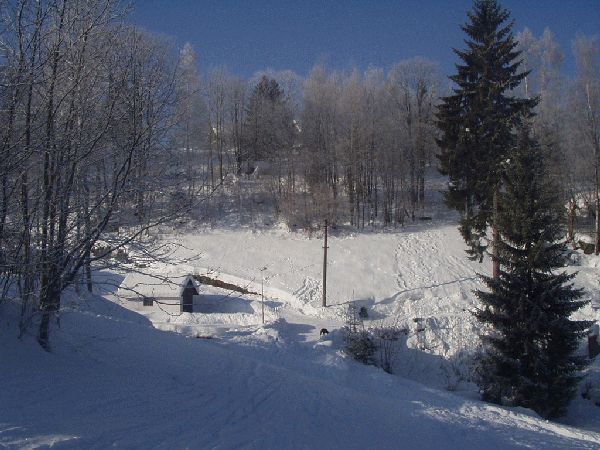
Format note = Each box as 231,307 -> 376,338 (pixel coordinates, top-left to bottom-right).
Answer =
320,328 -> 329,336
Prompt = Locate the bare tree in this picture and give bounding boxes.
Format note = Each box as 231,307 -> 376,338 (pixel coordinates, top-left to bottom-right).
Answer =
207,66 -> 230,187
0,0 -> 181,349
175,42 -> 206,205
572,35 -> 600,253
388,58 -> 440,217
301,65 -> 341,224
227,76 -> 246,176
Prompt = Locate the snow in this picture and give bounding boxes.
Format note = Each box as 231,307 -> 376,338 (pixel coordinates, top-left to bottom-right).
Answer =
118,273 -> 199,299
3,221 -> 600,448
141,224 -> 491,371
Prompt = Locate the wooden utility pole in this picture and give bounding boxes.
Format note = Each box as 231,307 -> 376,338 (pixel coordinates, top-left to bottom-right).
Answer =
260,266 -> 267,324
323,219 -> 328,307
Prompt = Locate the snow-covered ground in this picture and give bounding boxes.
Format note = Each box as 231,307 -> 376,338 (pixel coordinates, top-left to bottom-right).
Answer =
3,220 -> 600,448
127,222 -> 600,389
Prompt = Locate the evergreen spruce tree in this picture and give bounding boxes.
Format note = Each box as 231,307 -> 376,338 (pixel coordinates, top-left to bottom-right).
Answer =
475,127 -> 591,419
437,0 -> 536,277
243,75 -> 294,163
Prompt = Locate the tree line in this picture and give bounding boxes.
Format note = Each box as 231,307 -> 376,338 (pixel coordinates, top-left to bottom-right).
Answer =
173,22 -> 600,244
176,54 -> 441,230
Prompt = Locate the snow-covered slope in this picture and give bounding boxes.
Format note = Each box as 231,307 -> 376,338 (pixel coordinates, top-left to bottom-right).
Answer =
158,222 -> 600,353
3,221 -> 600,448
2,294 -> 600,449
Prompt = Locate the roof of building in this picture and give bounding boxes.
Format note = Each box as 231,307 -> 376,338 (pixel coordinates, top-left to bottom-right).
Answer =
118,273 -> 200,299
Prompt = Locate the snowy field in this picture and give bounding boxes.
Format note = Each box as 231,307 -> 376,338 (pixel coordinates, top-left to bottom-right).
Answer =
3,221 -> 600,448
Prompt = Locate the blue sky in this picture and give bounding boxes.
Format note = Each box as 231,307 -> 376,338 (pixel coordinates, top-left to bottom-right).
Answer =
129,0 -> 600,77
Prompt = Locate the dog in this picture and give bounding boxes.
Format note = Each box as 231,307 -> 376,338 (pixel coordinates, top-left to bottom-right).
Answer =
320,328 -> 329,336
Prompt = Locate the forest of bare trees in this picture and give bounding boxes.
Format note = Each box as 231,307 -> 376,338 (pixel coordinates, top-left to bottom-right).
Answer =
0,0 -> 181,347
0,0 -> 599,347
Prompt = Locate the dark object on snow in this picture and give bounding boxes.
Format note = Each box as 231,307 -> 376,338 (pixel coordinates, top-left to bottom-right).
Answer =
193,274 -> 257,295
105,218 -> 120,233
358,306 -> 369,319
114,248 -> 130,263
418,216 -> 432,221
91,244 -> 112,259
320,328 -> 329,336
413,317 -> 425,332
579,240 -> 595,255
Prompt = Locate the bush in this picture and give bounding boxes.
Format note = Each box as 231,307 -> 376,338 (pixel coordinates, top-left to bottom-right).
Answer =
579,240 -> 595,255
344,329 -> 376,365
441,350 -> 477,391
114,248 -> 130,263
344,304 -> 363,333
581,379 -> 600,407
91,244 -> 112,258
343,304 -> 375,364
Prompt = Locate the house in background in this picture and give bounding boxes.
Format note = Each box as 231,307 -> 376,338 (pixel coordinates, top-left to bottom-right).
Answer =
118,273 -> 200,313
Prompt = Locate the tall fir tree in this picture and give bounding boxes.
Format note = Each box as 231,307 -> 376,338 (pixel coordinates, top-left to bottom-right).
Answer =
437,0 -> 536,277
475,127 -> 591,419
243,75 -> 294,163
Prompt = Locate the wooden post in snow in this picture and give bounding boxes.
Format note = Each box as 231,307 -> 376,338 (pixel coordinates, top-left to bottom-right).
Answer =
323,219 -> 328,307
260,266 -> 266,324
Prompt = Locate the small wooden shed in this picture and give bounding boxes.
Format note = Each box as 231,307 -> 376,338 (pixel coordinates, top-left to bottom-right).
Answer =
118,273 -> 201,313
180,276 -> 199,313
589,324 -> 600,359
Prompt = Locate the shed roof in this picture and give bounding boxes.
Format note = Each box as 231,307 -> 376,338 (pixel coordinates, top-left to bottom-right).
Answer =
118,273 -> 200,299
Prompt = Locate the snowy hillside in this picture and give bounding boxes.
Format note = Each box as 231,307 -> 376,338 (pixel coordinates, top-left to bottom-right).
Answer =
3,222 -> 600,448
2,291 -> 600,449
130,222 -> 600,391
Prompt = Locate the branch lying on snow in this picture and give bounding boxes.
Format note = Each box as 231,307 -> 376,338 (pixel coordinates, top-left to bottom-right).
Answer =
193,274 -> 258,296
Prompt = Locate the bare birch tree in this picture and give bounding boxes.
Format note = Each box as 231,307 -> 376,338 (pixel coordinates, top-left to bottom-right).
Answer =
572,35 -> 600,253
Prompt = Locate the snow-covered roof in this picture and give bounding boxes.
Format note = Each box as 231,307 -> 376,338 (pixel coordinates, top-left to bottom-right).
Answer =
118,273 -> 200,299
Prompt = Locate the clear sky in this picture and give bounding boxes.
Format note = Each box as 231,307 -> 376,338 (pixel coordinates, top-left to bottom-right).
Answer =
129,0 -> 600,78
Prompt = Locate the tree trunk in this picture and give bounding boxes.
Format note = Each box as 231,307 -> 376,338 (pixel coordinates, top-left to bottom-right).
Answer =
38,1 -> 66,348
567,196 -> 576,248
595,177 -> 600,256
595,141 -> 600,255
492,188 -> 500,279
38,282 -> 60,351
